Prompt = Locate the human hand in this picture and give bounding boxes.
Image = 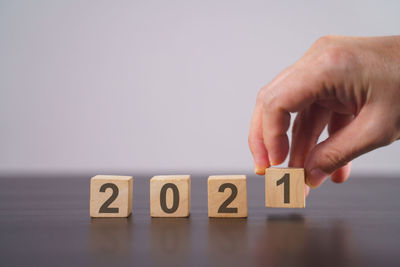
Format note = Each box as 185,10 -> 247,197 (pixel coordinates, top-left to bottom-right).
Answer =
249,35 -> 400,191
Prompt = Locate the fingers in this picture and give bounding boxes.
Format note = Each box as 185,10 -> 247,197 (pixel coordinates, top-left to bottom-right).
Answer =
262,68 -> 320,166
331,162 -> 351,183
288,104 -> 329,199
249,100 -> 270,175
251,46 -> 357,177
249,66 -> 295,175
288,104 -> 330,168
262,105 -> 290,166
305,109 -> 381,188
289,108 -> 353,194
327,113 -> 354,184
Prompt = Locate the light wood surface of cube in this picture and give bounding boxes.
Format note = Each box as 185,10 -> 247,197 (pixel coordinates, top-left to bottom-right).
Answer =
150,175 -> 191,217
265,168 -> 305,208
90,175 -> 133,217
208,175 -> 247,218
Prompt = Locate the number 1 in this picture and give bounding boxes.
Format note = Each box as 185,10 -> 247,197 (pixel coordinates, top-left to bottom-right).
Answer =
276,173 -> 290,203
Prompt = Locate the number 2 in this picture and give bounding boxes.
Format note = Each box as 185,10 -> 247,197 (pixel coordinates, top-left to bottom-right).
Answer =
99,183 -> 119,213
218,183 -> 238,213
276,173 -> 290,203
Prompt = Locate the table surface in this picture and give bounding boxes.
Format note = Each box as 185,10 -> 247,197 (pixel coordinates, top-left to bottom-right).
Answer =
0,173 -> 399,267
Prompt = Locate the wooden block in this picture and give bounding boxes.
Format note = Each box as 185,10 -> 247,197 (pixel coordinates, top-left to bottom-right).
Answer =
150,175 -> 190,217
90,175 -> 133,217
208,175 -> 247,218
265,168 -> 305,208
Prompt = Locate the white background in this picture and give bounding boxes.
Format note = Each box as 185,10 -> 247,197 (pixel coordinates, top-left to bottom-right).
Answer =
1,0 -> 399,175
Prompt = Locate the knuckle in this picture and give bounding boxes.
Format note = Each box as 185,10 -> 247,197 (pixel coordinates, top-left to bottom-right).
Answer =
256,87 -> 267,102
313,35 -> 336,48
262,91 -> 280,111
319,46 -> 354,71
257,84 -> 279,106
310,37 -> 358,78
316,146 -> 347,172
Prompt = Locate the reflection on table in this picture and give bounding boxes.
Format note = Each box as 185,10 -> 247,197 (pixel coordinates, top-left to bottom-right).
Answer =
149,218 -> 190,267
89,217 -> 133,265
207,218 -> 248,266
255,214 -> 362,267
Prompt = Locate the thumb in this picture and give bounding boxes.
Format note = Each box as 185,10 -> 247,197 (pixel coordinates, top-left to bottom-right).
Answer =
304,109 -> 386,188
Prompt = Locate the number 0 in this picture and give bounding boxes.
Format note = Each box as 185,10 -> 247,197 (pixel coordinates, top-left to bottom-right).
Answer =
276,173 -> 290,203
160,183 -> 179,213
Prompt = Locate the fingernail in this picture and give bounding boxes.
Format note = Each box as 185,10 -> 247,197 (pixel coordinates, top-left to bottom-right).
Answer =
270,161 -> 278,166
269,157 -> 279,166
254,167 -> 266,175
306,168 -> 329,188
305,185 -> 310,197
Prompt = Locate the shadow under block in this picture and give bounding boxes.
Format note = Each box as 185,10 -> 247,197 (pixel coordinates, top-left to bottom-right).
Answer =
150,175 -> 191,217
208,175 -> 248,218
90,175 -> 133,217
265,168 -> 305,208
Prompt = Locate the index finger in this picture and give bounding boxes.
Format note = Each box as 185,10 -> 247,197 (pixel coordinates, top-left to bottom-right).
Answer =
262,68 -> 321,165
248,66 -> 295,174
248,100 -> 270,174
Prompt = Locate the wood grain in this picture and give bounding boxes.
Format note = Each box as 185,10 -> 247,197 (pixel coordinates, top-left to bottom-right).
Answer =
90,175 -> 133,217
265,168 -> 305,208
208,175 -> 248,218
150,175 -> 191,217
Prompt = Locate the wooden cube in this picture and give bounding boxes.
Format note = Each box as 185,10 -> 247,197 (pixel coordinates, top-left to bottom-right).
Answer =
265,168 -> 305,208
150,175 -> 190,217
208,175 -> 247,218
90,175 -> 133,217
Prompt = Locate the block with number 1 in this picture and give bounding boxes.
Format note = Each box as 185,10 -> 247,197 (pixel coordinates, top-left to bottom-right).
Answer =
265,168 -> 305,208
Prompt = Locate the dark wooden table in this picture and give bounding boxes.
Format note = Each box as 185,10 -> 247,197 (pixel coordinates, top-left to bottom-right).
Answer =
0,173 -> 399,267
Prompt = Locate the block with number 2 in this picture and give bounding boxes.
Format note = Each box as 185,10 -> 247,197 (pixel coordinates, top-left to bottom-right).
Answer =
90,175 -> 133,217
265,168 -> 305,208
208,175 -> 248,218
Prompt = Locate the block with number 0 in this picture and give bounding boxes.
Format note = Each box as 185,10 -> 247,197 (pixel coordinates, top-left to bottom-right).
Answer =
265,168 -> 305,208
90,175 -> 133,217
208,175 -> 248,218
150,175 -> 191,217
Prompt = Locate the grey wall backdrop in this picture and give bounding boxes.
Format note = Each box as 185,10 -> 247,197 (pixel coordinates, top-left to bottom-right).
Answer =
1,0 -> 399,175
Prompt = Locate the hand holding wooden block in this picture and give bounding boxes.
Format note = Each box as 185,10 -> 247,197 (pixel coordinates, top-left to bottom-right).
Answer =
150,175 -> 191,217
208,175 -> 248,218
265,168 -> 305,208
90,175 -> 133,217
